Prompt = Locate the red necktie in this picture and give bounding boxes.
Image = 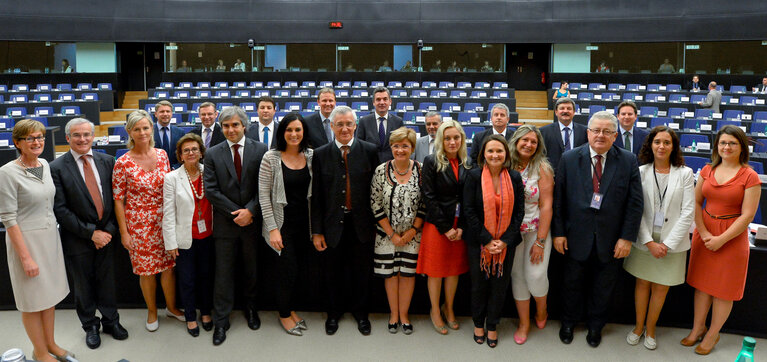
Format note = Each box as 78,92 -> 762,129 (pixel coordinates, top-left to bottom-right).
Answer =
232,144 -> 242,182
592,154 -> 602,193
342,145 -> 352,210
82,155 -> 104,219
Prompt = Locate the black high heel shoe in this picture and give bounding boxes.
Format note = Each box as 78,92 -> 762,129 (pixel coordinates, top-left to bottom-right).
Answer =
487,331 -> 498,348
474,330 -> 486,344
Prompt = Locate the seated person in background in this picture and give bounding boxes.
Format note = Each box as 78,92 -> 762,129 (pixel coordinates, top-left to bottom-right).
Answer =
62,59 -> 73,73
176,60 -> 190,72
215,59 -> 226,71
595,61 -> 610,73
480,61 -> 494,72
553,81 -> 570,100
232,58 -> 246,72
446,61 -> 461,72
657,58 -> 676,74
754,77 -> 767,93
378,60 -> 392,72
400,60 -> 415,72
431,59 -> 442,72
345,63 -> 356,71
686,75 -> 703,91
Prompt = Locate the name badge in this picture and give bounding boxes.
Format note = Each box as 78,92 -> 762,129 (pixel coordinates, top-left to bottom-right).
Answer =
197,220 -> 207,233
653,211 -> 664,228
590,192 -> 603,210
455,204 -> 461,218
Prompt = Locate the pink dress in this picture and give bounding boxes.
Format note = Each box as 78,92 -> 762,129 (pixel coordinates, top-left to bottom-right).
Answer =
113,149 -> 174,275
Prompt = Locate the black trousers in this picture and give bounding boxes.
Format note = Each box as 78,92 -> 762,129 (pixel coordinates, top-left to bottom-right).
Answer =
273,222 -> 310,318
561,244 -> 622,331
320,213 -> 373,321
213,233 -> 259,328
64,243 -> 119,330
176,236 -> 214,322
467,243 -> 513,331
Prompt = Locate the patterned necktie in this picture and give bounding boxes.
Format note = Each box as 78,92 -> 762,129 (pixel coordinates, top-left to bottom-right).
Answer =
81,155 -> 103,219
162,126 -> 170,155
624,132 -> 632,151
263,127 -> 270,148
341,145 -> 352,210
324,118 -> 332,142
204,127 -> 211,148
563,127 -> 571,151
378,116 -> 386,147
593,154 -> 602,193
232,144 -> 242,182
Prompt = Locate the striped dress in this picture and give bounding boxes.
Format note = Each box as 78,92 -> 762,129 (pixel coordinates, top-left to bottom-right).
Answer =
370,161 -> 425,277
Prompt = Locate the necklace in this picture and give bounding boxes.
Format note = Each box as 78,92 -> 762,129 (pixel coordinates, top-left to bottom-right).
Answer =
393,161 -> 410,176
17,157 -> 39,169
184,164 -> 204,200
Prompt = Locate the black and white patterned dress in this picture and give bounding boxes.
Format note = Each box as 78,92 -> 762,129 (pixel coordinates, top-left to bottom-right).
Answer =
370,160 -> 425,277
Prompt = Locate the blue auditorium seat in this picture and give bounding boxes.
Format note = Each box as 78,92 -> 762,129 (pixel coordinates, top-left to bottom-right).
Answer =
588,105 -> 606,114
174,90 -> 190,98
722,110 -> 744,120
36,84 -> 52,91
690,94 -> 706,104
647,84 -> 661,91
97,83 -> 113,90
235,90 -> 250,97
7,107 -> 27,117
716,120 -> 741,130
388,81 -> 403,88
492,82 -> 508,89
639,106 -> 658,117
680,134 -> 710,147
12,84 -> 29,91
77,83 -> 92,90
422,81 -> 437,88
441,103 -> 460,112
172,103 -> 188,113
683,119 -> 709,130
418,102 -> 437,111
395,102 -> 414,112
464,103 -> 483,112
56,83 -> 73,91
740,96 -> 757,105
82,93 -> 99,101
179,82 -> 193,88
694,109 -> 713,119
61,106 -> 81,115
34,107 -> 54,116
267,81 -> 280,88
668,107 -> 688,118
666,84 -> 682,92
730,85 -> 747,93
684,156 -> 709,174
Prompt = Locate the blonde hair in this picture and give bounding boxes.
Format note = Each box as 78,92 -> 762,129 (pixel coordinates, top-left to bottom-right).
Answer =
12,118 -> 46,142
433,120 -> 470,172
509,125 -> 552,178
125,110 -> 155,149
389,126 -> 416,148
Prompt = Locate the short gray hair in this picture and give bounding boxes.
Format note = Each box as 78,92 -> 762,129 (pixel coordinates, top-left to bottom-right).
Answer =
587,111 -> 618,131
709,81 -> 717,89
329,105 -> 357,124
424,111 -> 442,121
317,87 -> 335,99
490,103 -> 510,116
126,110 -> 154,149
555,97 -> 576,110
218,106 -> 250,129
64,117 -> 94,136
372,86 -> 390,100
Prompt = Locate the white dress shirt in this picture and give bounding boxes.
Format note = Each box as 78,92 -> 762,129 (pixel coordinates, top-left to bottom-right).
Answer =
226,137 -> 246,165
558,121 -> 575,148
258,121 -> 275,147
588,146 -> 607,177
70,149 -> 102,195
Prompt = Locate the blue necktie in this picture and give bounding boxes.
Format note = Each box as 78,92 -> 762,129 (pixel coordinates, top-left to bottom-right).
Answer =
162,126 -> 170,155
323,118 -> 332,142
378,116 -> 386,147
263,127 -> 270,148
563,127 -> 571,151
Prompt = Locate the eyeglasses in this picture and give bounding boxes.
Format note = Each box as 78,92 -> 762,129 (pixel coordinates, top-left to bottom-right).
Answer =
588,128 -> 616,136
69,133 -> 92,139
182,147 -> 200,154
718,141 -> 740,148
21,136 -> 45,143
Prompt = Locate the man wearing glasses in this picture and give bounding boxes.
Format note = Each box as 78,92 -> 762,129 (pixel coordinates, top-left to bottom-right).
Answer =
50,118 -> 128,349
552,111 -> 643,348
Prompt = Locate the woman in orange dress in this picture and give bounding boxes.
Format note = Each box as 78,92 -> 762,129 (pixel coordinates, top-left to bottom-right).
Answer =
682,125 -> 761,355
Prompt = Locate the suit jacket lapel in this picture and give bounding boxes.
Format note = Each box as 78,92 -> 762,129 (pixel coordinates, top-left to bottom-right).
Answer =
662,166 -> 679,213
94,154 -> 111,201
240,139 -> 252,182
579,147 -> 594,195
574,124 -> 587,146
178,169 -> 194,199
598,147 -> 618,195
65,153 -> 97,210
223,142 -> 239,185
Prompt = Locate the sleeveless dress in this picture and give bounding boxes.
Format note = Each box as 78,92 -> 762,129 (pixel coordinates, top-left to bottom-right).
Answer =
686,165 -> 760,301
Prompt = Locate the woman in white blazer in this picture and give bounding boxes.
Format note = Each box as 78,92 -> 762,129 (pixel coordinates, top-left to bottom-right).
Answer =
163,134 -> 214,337
258,113 -> 313,336
623,126 -> 694,350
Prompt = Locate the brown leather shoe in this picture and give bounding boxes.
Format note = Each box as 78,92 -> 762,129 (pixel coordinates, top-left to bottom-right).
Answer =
694,334 -> 720,355
680,327 -> 708,347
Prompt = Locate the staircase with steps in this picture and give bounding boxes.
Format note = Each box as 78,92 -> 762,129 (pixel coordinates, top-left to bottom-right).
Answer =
515,91 -> 553,127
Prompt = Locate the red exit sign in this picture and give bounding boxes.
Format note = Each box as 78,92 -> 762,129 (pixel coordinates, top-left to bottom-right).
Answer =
329,21 -> 343,29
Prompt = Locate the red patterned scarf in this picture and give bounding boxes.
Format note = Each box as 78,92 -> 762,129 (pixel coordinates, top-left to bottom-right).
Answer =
480,165 -> 514,277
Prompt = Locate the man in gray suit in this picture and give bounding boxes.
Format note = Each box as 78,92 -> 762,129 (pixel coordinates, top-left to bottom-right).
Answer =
355,86 -> 404,162
413,111 -> 442,163
203,106 -> 268,346
699,81 -> 722,113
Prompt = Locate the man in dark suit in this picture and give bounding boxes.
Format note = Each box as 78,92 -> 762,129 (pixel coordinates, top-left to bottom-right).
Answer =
50,118 -> 128,349
153,100 -> 186,169
203,106 -> 268,346
188,102 -> 225,149
685,74 -> 703,91
468,103 -> 513,165
355,86 -> 403,162
755,77 -> 767,93
552,111 -> 643,348
304,87 -> 336,148
613,100 -> 649,157
311,106 -> 379,336
246,96 -> 278,149
540,97 -> 588,171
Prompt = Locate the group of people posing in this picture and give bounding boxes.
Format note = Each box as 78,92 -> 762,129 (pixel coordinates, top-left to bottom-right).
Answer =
0,88 -> 759,361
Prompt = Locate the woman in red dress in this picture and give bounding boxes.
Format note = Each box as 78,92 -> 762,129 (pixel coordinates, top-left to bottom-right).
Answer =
682,125 -> 761,355
417,120 -> 470,335
114,110 -> 184,332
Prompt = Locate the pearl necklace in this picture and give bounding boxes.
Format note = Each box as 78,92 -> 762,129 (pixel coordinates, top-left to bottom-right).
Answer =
17,157 -> 40,169
184,164 -> 204,200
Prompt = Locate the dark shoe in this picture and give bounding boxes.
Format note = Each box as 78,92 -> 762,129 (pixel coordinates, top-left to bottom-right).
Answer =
187,325 -> 200,337
474,331 -> 486,344
245,309 -> 261,330
357,319 -> 371,336
85,325 -> 101,349
201,320 -> 213,332
487,336 -> 498,348
212,327 -> 226,346
388,322 -> 400,334
559,325 -> 574,344
402,323 -> 413,335
325,318 -> 339,335
102,323 -> 129,340
586,328 -> 602,347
